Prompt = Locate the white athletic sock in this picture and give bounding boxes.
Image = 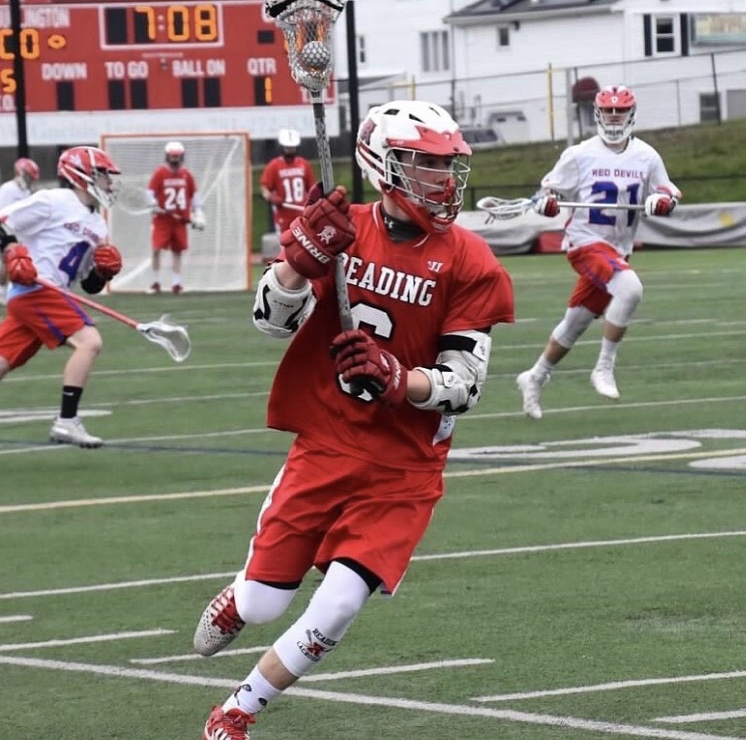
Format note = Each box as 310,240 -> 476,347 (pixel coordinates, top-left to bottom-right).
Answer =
171,272 -> 181,287
225,667 -> 283,715
596,337 -> 619,368
531,355 -> 555,382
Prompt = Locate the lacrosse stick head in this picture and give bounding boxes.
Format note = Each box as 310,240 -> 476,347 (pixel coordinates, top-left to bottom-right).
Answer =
137,314 -> 191,363
265,0 -> 345,93
476,196 -> 534,223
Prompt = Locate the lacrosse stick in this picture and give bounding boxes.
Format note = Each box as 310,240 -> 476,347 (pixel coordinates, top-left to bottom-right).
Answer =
477,196 -> 645,223
116,184 -> 189,222
36,278 -> 191,362
265,0 -> 353,332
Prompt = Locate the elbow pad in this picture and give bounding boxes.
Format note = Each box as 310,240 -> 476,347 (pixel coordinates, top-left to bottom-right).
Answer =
410,330 -> 491,416
252,263 -> 314,338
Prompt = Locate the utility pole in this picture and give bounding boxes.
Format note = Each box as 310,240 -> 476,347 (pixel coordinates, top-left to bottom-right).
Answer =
10,0 -> 29,158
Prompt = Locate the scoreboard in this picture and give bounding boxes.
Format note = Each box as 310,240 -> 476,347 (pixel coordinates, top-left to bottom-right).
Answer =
0,1 -> 328,114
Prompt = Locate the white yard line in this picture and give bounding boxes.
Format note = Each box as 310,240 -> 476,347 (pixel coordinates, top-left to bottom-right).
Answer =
0,629 -> 174,652
655,709 -> 746,723
1,531 -> 744,601
0,614 -> 32,623
473,670 -> 746,703
300,659 -> 493,682
0,655 -> 740,740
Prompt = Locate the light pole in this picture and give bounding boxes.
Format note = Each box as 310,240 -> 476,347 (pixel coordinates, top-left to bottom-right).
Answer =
10,0 -> 29,158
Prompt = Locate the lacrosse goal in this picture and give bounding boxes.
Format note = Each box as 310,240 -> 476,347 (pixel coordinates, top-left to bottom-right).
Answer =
100,131 -> 252,292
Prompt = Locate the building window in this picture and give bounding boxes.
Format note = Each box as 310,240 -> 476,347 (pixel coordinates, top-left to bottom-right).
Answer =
420,30 -> 449,72
498,26 -> 510,47
655,15 -> 678,54
357,34 -> 366,65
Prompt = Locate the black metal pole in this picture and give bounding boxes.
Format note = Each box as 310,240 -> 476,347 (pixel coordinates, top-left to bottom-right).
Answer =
345,1 -> 363,203
10,0 -> 29,158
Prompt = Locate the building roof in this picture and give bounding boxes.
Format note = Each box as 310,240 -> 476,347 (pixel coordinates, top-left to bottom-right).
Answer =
445,0 -> 617,24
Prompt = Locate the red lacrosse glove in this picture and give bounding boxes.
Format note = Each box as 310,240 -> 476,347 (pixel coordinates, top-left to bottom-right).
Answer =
280,185 -> 356,279
4,243 -> 37,286
534,192 -> 560,217
644,190 -> 678,217
93,244 -> 122,280
330,329 -> 408,407
268,192 -> 284,206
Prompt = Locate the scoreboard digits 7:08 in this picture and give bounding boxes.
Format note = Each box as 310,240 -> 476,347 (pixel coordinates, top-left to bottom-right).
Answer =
0,0 -> 318,113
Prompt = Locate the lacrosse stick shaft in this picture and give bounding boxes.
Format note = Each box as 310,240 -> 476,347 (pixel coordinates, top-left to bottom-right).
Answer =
36,278 -> 138,328
311,91 -> 354,332
559,201 -> 645,211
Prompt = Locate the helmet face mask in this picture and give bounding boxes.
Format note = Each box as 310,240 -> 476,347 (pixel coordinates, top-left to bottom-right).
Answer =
355,100 -> 472,233
594,85 -> 636,145
164,141 -> 185,167
57,146 -> 121,209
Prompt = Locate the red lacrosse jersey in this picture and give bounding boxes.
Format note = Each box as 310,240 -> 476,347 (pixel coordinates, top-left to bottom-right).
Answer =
148,165 -> 198,222
267,201 -> 515,471
260,155 -> 315,232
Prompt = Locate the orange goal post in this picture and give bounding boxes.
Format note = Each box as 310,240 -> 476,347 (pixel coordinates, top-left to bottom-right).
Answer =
100,131 -> 252,292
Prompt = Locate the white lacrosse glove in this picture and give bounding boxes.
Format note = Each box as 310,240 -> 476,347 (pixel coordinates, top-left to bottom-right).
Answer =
533,192 -> 560,218
190,208 -> 207,231
644,191 -> 677,217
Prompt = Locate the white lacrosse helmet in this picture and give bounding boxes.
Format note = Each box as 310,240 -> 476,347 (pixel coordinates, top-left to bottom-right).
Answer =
164,141 -> 185,166
594,85 -> 636,145
278,128 -> 301,149
355,100 -> 472,233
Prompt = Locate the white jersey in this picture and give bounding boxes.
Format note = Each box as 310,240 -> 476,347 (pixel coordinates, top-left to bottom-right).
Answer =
1,188 -> 108,300
541,136 -> 680,257
0,179 -> 33,210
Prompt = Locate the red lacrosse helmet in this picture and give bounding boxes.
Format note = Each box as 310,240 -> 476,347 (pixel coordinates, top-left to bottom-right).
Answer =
57,146 -> 121,209
355,100 -> 472,233
594,85 -> 636,145
14,157 -> 40,184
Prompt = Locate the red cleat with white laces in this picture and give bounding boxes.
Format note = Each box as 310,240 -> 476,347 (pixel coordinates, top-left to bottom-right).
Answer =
202,705 -> 255,740
193,584 -> 246,656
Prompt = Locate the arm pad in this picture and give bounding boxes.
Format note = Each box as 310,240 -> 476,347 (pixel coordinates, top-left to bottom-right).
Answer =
252,262 -> 315,338
410,330 -> 491,415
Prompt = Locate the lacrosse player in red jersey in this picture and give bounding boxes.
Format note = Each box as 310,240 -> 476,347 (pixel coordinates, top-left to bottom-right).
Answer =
517,84 -> 681,420
146,141 -> 206,294
0,146 -> 122,447
193,99 -> 514,740
260,128 -> 316,235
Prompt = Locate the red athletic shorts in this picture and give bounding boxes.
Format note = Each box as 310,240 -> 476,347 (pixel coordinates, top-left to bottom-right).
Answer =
0,287 -> 93,369
151,215 -> 188,252
566,242 -> 631,316
243,436 -> 444,594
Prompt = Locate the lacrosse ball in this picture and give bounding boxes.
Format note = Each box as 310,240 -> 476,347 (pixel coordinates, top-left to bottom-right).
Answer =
300,41 -> 330,71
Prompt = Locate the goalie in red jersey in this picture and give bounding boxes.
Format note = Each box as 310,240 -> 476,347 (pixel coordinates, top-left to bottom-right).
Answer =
146,141 -> 206,295
194,100 -> 515,740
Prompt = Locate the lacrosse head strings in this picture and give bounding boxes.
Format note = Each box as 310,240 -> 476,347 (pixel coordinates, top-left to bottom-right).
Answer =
116,184 -> 154,216
476,196 -> 535,222
138,314 -> 192,363
265,0 -> 345,93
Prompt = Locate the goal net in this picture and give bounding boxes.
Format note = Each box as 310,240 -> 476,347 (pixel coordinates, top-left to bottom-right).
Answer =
100,131 -> 252,292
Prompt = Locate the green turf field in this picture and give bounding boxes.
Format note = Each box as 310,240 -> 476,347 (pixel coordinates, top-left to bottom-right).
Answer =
1,247 -> 745,740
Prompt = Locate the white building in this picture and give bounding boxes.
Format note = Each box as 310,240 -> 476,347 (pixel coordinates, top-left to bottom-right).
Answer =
336,0 -> 746,143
